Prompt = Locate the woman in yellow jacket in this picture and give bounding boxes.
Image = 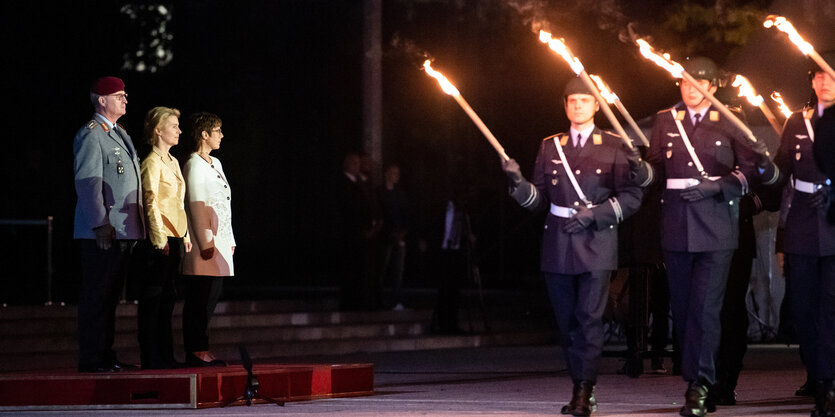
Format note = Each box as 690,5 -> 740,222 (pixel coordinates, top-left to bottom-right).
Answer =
139,106 -> 191,369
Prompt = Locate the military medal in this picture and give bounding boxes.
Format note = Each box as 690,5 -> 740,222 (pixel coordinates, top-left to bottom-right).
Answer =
552,179 -> 558,186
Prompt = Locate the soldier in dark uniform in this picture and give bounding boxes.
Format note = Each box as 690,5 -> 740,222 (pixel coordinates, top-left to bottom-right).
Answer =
501,77 -> 643,416
644,57 -> 776,417
773,52 -> 835,417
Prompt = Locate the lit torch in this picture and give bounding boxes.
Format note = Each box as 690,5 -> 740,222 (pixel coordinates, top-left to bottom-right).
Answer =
770,91 -> 794,119
422,60 -> 510,161
540,31 -> 635,149
731,74 -> 782,134
764,15 -> 835,80
589,74 -> 650,147
635,38 -> 759,144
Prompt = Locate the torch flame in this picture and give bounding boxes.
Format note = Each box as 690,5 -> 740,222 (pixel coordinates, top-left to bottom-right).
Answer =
589,74 -> 618,104
636,39 -> 684,78
770,91 -> 794,118
763,15 -> 814,55
423,60 -> 460,96
539,31 -> 584,74
731,75 -> 764,107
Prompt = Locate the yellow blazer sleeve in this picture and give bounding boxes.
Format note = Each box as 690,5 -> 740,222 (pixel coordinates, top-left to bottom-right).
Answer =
141,154 -> 168,249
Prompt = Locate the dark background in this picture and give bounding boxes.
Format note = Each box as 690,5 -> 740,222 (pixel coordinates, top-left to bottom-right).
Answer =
0,0 -> 831,304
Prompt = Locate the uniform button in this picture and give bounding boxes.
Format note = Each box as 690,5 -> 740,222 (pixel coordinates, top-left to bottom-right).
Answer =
796,144 -> 801,149
687,162 -> 693,167
217,175 -> 221,178
544,225 -> 548,229
715,141 -> 722,146
573,201 -> 580,206
227,197 -> 230,200
575,170 -> 581,174
609,225 -> 614,229
224,185 -> 228,188
667,142 -> 673,147
553,170 -> 557,175
729,201 -> 734,206
596,169 -> 602,174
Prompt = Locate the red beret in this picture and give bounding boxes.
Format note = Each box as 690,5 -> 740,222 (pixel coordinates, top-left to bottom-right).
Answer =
90,76 -> 125,95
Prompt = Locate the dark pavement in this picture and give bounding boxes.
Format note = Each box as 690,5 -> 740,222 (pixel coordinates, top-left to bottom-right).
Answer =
2,344 -> 812,416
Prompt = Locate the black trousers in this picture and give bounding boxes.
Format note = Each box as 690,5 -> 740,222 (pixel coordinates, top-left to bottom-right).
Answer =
435,250 -> 466,333
786,253 -> 835,381
181,275 -> 225,353
544,270 -> 611,384
137,237 -> 183,368
77,239 -> 136,369
665,250 -> 734,385
715,247 -> 755,391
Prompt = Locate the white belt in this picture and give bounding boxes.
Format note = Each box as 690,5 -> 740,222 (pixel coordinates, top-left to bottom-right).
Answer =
550,204 -> 576,218
794,179 -> 828,194
666,177 -> 721,190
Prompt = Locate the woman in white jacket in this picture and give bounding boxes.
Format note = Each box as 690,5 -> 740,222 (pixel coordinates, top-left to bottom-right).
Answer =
181,112 -> 235,367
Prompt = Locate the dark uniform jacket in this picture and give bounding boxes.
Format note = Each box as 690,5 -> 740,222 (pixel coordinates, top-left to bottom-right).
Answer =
646,104 -> 760,253
774,108 -> 835,256
511,127 -> 642,274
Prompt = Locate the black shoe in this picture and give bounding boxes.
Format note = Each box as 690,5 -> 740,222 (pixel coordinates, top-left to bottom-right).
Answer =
799,380 -> 818,397
186,352 -> 227,367
561,381 -> 595,416
112,359 -> 139,371
650,357 -> 666,374
680,382 -> 708,417
142,360 -> 183,370
815,380 -> 835,417
617,358 -> 643,378
78,364 -> 119,373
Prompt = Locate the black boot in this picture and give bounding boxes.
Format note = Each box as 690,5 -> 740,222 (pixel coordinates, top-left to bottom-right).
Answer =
680,382 -> 708,417
561,380 -> 596,416
799,379 -> 818,397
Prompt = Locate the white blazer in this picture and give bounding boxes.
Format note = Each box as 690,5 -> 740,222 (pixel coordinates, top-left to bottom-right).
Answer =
182,153 -> 236,276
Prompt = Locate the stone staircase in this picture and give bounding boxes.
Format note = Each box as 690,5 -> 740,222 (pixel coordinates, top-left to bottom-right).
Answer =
0,287 -> 556,372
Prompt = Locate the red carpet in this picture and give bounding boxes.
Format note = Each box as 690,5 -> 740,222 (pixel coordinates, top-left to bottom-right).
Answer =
0,363 -> 373,410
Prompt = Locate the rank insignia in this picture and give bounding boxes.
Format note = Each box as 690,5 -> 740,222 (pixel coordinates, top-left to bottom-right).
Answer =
100,123 -> 109,132
87,121 -> 97,129
560,135 -> 569,146
592,134 -> 602,145
805,109 -> 815,120
709,111 -> 719,122
676,111 -> 687,121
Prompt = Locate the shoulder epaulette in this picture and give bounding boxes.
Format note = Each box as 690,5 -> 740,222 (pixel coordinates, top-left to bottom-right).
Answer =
542,133 -> 561,142
656,106 -> 677,115
87,120 -> 97,129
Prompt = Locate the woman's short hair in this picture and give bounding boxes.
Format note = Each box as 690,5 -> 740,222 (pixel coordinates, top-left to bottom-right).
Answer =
188,112 -> 223,152
143,106 -> 181,146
